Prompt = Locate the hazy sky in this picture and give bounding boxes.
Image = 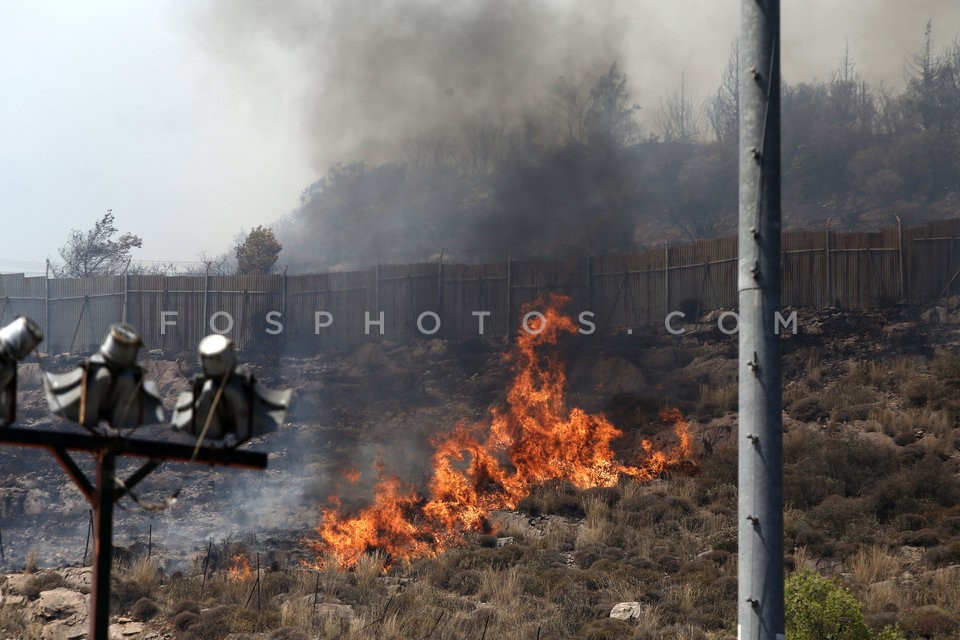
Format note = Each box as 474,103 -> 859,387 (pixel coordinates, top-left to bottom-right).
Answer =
1,1 -> 957,274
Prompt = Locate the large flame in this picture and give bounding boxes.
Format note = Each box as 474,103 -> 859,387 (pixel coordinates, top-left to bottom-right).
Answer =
228,554 -> 252,581
308,294 -> 692,569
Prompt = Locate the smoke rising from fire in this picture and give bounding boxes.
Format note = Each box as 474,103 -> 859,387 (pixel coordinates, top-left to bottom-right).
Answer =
194,1 -> 960,269
200,0 -> 630,167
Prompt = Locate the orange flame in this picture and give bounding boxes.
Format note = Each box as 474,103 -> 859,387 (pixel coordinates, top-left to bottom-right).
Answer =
308,294 -> 693,569
228,554 -> 252,581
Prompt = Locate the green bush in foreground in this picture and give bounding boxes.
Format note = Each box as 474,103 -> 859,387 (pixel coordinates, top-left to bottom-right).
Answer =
785,572 -> 905,640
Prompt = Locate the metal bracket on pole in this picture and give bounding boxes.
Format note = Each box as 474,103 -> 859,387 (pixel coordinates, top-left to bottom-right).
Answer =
0,427 -> 267,640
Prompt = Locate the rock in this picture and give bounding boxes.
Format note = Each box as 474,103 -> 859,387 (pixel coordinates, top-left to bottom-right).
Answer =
610,602 -> 646,620
41,619 -> 87,640
314,603 -> 354,619
109,620 -> 145,638
921,306 -> 948,323
489,512 -> 544,539
23,488 -> 49,515
33,588 -> 88,619
496,537 -> 514,547
883,322 -> 917,334
56,567 -> 92,590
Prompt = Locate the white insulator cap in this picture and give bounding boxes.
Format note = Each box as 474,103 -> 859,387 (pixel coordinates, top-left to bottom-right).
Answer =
198,334 -> 237,377
99,323 -> 142,368
0,316 -> 44,361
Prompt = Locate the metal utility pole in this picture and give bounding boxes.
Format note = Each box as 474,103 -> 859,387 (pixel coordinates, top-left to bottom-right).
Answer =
738,0 -> 784,638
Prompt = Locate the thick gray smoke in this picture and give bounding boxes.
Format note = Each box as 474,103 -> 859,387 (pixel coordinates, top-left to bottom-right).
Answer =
196,0 -> 646,269
201,0 -> 629,167
194,1 -> 960,270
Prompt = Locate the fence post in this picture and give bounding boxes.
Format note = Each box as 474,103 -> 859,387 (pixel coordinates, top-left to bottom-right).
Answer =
826,231 -> 833,306
121,260 -> 130,325
437,251 -> 443,320
202,262 -> 211,340
375,262 -> 381,342
44,260 -> 50,354
896,214 -> 906,303
281,266 -> 288,348
161,288 -> 168,352
585,256 -> 593,314
664,244 -> 670,314
505,258 -> 512,344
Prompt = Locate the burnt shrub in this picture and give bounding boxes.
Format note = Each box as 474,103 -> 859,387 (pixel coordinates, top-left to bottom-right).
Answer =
573,543 -> 623,570
871,456 -> 960,522
784,428 -> 897,502
21,572 -> 64,599
901,528 -> 940,547
911,606 -> 959,637
790,524 -> 834,556
893,431 -> 917,446
171,611 -> 200,631
516,495 -> 544,517
894,513 -> 929,531
110,575 -> 151,611
788,396 -> 829,422
444,569 -> 482,595
171,599 -> 201,617
939,515 -> 960,534
477,534 -> 498,548
130,597 -> 160,621
547,494 -> 586,518
784,467 -> 843,508
924,541 -> 960,566
809,495 -> 876,543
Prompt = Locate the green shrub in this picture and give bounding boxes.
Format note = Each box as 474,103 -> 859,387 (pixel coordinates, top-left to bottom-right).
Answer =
785,572 -> 871,640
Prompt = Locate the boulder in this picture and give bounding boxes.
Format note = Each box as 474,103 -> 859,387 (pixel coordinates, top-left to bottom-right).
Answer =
610,601 -> 646,621
34,588 -> 87,620
109,619 -> 145,639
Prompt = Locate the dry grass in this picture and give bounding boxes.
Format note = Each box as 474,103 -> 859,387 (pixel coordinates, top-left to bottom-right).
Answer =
24,549 -> 38,574
804,353 -> 823,387
354,551 -> 387,596
0,605 -> 41,640
575,495 -> 612,547
696,383 -> 737,418
848,545 -> 901,587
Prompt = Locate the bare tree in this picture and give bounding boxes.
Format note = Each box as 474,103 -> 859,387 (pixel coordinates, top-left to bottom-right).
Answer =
657,74 -> 703,143
55,210 -> 142,278
402,132 -> 459,169
550,75 -> 589,144
462,117 -> 506,174
706,41 -> 739,143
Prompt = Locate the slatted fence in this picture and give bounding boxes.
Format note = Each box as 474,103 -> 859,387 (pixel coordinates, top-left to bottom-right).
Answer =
2,218 -> 960,354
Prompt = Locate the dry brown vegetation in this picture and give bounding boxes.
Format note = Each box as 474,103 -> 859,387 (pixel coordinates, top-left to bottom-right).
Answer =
1,306 -> 960,638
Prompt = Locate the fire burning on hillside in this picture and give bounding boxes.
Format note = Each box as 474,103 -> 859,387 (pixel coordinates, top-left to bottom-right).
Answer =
307,295 -> 692,569
228,554 -> 252,581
